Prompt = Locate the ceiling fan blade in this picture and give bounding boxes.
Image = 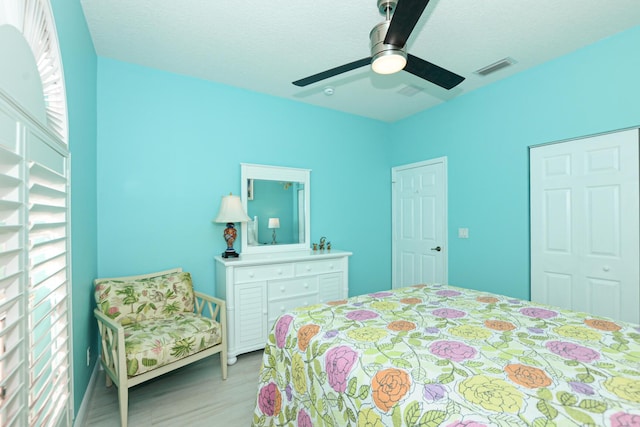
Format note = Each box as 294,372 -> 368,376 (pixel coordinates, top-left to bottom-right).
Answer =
384,0 -> 431,47
292,58 -> 371,87
404,54 -> 464,89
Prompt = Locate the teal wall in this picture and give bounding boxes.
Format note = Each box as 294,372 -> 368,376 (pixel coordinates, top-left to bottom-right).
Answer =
390,25 -> 640,300
96,58 -> 392,297
50,0 -> 98,419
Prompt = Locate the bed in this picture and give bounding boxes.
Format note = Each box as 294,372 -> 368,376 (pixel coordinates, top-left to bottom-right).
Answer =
251,283 -> 640,427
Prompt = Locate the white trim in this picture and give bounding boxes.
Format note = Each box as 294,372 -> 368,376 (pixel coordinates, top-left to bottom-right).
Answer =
0,88 -> 66,152
73,360 -> 100,427
529,124 -> 640,150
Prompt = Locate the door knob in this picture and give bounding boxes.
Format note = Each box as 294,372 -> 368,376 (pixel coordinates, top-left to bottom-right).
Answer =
431,246 -> 442,252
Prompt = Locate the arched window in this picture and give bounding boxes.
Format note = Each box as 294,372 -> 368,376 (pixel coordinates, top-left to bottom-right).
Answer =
0,0 -> 68,142
0,0 -> 72,426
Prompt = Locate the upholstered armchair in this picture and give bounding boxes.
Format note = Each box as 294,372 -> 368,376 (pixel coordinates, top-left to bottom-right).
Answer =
94,268 -> 227,427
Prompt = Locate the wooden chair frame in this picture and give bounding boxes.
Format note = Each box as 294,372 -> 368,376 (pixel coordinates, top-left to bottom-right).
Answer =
94,268 -> 227,427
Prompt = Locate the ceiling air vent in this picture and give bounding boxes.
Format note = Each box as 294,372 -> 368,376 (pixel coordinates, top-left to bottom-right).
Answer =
397,85 -> 423,97
474,57 -> 516,76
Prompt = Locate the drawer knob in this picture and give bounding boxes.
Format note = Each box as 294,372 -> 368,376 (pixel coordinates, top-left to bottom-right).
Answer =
280,286 -> 285,292
304,283 -> 309,288
277,269 -> 283,275
248,272 -> 254,278
329,264 -> 334,269
306,266 -> 311,271
280,306 -> 285,312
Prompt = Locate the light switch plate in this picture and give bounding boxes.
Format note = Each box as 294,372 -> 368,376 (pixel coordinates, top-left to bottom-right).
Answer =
458,228 -> 469,239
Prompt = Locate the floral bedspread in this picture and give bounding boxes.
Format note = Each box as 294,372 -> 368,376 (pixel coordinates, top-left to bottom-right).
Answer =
251,284 -> 640,427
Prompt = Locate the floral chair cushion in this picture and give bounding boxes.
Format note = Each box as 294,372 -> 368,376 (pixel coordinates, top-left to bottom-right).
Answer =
95,271 -> 195,325
123,312 -> 222,377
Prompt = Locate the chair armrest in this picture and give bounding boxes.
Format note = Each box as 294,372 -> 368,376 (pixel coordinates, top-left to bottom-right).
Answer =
94,307 -> 124,332
194,292 -> 227,349
194,292 -> 226,323
94,308 -> 127,386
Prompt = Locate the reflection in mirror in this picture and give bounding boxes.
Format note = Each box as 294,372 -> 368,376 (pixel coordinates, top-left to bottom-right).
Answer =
246,179 -> 305,245
240,164 -> 311,255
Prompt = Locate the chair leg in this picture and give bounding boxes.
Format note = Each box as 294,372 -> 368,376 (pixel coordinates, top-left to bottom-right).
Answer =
221,349 -> 227,380
105,372 -> 112,387
118,385 -> 128,427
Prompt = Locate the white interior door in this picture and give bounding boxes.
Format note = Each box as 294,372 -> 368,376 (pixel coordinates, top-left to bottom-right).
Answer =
530,128 -> 640,323
392,158 -> 447,289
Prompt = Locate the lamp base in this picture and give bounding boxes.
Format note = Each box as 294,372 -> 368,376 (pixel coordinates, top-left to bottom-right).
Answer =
222,249 -> 239,258
222,222 -> 239,258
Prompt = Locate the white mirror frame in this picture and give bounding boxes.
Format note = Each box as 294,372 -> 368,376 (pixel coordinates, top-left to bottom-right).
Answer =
240,163 -> 311,255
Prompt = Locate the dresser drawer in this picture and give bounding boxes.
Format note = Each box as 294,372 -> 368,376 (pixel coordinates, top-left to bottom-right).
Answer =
268,294 -> 317,321
268,277 -> 319,299
294,259 -> 342,276
234,263 -> 294,283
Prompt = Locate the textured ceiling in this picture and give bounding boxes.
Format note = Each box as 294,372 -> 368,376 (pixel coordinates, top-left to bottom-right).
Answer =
80,0 -> 640,122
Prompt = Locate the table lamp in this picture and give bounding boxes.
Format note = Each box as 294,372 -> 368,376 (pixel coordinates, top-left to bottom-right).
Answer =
268,217 -> 280,244
214,193 -> 250,258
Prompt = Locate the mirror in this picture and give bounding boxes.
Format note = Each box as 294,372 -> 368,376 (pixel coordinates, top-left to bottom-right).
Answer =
240,163 -> 311,255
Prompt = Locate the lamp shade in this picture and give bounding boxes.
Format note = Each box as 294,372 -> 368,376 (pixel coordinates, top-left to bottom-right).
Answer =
268,218 -> 280,229
214,194 -> 251,223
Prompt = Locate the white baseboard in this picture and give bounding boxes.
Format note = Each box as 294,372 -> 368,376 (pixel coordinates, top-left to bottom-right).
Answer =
73,361 -> 100,426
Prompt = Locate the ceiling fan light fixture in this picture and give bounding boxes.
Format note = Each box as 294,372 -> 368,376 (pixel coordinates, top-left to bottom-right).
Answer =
372,50 -> 407,74
370,20 -> 407,75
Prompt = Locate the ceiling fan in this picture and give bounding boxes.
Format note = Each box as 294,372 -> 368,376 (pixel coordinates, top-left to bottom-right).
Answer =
292,0 -> 464,90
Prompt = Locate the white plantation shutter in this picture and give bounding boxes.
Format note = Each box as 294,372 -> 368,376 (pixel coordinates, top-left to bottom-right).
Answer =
0,138 -> 26,427
0,0 -> 71,425
28,157 -> 70,427
0,93 -> 71,426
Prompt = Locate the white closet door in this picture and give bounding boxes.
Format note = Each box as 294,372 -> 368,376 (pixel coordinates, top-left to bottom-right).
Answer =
530,129 -> 639,323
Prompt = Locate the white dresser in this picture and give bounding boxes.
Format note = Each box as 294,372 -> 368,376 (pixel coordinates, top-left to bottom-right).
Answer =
215,250 -> 351,364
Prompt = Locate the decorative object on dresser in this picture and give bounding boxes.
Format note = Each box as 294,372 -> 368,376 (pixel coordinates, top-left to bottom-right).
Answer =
215,250 -> 351,365
213,193 -> 251,258
313,237 -> 331,251
93,268 -> 227,427
319,236 -> 327,250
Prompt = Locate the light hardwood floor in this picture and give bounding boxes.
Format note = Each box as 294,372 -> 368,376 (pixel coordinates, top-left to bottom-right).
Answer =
82,350 -> 263,427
